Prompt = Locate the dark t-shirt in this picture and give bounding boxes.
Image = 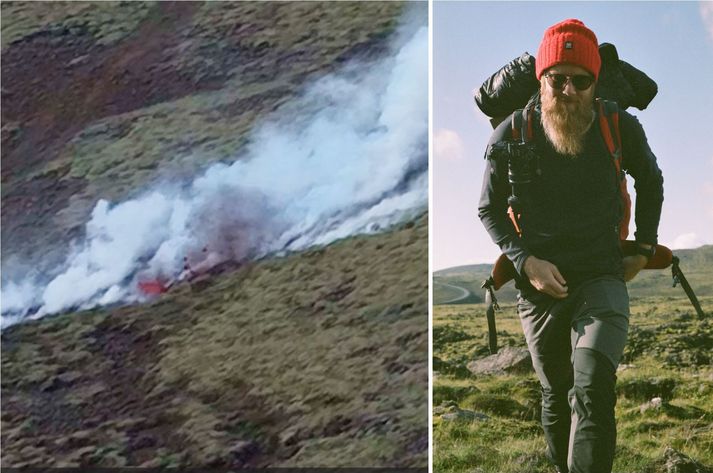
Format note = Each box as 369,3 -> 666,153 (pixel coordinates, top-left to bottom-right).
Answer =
478,105 -> 664,289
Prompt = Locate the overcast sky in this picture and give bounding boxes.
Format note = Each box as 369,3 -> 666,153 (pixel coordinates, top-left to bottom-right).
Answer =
433,1 -> 713,271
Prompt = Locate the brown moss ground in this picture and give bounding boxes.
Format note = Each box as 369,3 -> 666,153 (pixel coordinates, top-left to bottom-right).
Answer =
1,1 -> 405,273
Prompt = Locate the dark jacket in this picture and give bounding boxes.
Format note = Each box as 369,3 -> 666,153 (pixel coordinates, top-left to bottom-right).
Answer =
478,106 -> 664,289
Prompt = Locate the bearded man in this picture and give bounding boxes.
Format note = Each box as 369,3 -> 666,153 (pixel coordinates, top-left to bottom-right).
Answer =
478,19 -> 664,473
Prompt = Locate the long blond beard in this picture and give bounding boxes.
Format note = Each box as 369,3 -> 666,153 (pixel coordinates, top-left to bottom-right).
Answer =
540,89 -> 594,156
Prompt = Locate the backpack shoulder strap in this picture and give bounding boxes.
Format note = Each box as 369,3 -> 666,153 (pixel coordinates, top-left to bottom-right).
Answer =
506,107 -> 536,237
511,106 -> 534,143
597,98 -> 631,240
597,98 -> 622,165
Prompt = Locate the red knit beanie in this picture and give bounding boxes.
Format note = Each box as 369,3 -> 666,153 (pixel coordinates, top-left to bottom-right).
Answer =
536,19 -> 601,80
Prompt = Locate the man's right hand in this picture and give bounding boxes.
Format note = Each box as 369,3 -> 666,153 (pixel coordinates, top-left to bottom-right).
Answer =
523,256 -> 568,299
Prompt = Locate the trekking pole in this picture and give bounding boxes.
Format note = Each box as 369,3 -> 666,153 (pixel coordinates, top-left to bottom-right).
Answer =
482,277 -> 499,354
671,256 -> 706,319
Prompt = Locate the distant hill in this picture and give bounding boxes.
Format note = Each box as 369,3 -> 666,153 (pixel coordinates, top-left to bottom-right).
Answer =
627,245 -> 713,300
434,245 -> 713,306
434,264 -> 492,278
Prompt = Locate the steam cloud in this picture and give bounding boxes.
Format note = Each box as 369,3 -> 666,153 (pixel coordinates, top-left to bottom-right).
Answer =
1,19 -> 427,329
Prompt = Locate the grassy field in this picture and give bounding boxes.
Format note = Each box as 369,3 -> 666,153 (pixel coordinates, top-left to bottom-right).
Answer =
433,295 -> 713,473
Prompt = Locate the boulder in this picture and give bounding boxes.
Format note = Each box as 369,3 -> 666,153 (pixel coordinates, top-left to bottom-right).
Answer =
467,347 -> 532,376
640,397 -> 664,414
651,446 -> 713,473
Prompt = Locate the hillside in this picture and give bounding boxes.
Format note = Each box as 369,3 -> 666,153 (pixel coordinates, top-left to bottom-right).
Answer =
1,1 -> 407,275
434,245 -> 713,307
2,215 -> 428,467
1,2 -> 427,467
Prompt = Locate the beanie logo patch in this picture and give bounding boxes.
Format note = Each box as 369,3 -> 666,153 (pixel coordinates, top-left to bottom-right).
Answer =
565,41 -> 573,49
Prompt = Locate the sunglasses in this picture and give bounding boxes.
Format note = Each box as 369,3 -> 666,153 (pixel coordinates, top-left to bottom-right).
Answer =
544,73 -> 595,91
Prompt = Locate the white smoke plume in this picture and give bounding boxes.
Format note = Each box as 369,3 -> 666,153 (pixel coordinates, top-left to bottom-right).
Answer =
1,17 -> 428,328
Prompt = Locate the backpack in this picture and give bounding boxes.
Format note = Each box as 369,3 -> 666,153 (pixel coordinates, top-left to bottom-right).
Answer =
474,43 -> 659,129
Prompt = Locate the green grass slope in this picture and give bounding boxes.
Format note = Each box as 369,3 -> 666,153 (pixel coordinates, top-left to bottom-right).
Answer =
1,215 -> 427,467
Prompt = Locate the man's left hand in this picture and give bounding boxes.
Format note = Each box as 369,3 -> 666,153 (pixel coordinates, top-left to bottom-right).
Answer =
623,255 -> 648,282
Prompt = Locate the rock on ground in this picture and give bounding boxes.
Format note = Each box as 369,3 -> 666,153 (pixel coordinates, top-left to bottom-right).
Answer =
467,347 -> 532,376
653,446 -> 713,473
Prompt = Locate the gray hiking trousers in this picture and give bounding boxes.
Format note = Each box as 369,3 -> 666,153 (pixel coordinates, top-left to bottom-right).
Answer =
517,276 -> 629,473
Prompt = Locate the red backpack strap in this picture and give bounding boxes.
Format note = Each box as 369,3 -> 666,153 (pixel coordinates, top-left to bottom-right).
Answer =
597,98 -> 631,240
511,106 -> 534,143
597,99 -> 622,163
